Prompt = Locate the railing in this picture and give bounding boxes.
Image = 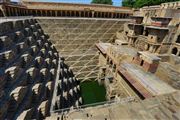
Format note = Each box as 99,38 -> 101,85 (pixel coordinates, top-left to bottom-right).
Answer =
0,16 -> 33,22
51,96 -> 135,114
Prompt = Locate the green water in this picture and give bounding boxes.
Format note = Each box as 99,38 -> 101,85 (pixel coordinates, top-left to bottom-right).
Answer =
80,81 -> 106,105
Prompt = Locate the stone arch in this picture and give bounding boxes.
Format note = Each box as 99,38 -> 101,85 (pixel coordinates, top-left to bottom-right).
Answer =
81,11 -> 84,17
97,12 -> 101,18
101,12 -> 104,18
37,10 -> 41,16
172,47 -> 178,55
105,12 -> 108,18
67,11 -> 70,17
71,11 -> 75,17
62,11 -> 65,17
116,13 -> 119,18
52,11 -> 55,16
42,10 -> 46,16
113,13 -> 116,18
85,11 -> 88,17
94,12 -> 97,17
47,11 -> 51,16
75,11 -> 79,17
89,11 -> 92,17
57,11 -> 61,16
32,10 -> 36,16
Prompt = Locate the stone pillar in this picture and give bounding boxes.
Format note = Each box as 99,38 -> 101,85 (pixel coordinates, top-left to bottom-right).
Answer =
65,11 -> 67,17
100,12 -> 102,18
60,11 -> 62,16
79,11 -> 81,17
70,11 -> 72,17
50,10 -> 52,16
111,12 -> 113,18
92,11 -> 94,18
45,10 -> 47,16
55,11 -> 57,17
40,10 -> 43,16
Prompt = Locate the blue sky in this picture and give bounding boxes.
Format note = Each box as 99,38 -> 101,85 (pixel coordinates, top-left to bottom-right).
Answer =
12,0 -> 122,6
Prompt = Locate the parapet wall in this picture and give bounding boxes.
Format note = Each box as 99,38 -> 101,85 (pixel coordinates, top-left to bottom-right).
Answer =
37,18 -> 128,80
0,1 -> 133,18
0,18 -> 58,119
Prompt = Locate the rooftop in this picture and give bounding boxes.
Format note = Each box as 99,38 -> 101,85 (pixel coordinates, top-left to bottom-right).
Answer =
120,63 -> 176,96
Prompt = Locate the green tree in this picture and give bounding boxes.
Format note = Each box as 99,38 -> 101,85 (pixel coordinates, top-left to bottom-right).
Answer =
91,0 -> 113,5
122,0 -> 135,7
122,0 -> 180,8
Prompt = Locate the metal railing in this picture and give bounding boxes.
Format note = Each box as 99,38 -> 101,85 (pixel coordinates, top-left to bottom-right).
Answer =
51,96 -> 135,114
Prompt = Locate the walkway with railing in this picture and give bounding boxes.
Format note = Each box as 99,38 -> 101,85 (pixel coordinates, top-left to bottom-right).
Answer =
51,96 -> 135,114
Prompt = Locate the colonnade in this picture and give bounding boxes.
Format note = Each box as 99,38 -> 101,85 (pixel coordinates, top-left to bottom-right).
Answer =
1,6 -> 132,18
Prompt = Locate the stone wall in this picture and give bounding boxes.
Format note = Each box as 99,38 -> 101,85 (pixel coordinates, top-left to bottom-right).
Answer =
0,1 -> 133,18
0,18 -> 58,119
37,18 -> 128,80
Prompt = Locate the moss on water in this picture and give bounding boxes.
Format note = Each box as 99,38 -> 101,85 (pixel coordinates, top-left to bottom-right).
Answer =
80,81 -> 106,105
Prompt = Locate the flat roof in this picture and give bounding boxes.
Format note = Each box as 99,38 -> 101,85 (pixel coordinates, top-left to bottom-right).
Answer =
115,39 -> 128,45
22,1 -> 133,13
110,45 -> 138,57
22,1 -> 131,9
96,43 -> 111,54
138,51 -> 161,63
120,63 -> 176,96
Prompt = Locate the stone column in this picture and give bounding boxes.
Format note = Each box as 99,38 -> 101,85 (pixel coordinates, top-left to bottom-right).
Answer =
111,12 -> 113,18
65,11 -> 67,17
55,11 -> 57,17
100,12 -> 102,18
92,11 -> 94,18
79,11 -> 81,17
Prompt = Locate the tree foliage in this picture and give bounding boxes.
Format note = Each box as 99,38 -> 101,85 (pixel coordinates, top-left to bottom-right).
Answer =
91,0 -> 113,5
122,0 -> 135,7
122,0 -> 180,8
